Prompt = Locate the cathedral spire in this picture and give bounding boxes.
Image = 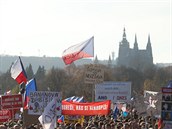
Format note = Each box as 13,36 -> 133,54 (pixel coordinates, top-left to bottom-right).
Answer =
134,34 -> 137,43
123,27 -> 126,39
94,55 -> 99,64
146,34 -> 153,58
148,34 -> 151,44
121,27 -> 129,44
134,34 -> 138,50
147,34 -> 151,48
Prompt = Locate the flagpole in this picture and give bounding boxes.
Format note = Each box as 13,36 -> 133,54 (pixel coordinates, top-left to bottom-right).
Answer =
22,94 -> 25,129
55,97 -> 57,129
92,84 -> 95,102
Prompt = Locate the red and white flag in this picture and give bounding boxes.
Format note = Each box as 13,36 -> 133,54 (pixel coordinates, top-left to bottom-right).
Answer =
62,36 -> 94,65
10,57 -> 27,84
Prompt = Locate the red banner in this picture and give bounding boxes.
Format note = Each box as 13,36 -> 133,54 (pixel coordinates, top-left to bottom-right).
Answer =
62,100 -> 111,116
1,94 -> 23,109
0,110 -> 11,123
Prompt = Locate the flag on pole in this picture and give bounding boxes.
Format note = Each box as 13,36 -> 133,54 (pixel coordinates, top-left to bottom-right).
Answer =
62,36 -> 94,65
38,98 -> 57,129
24,78 -> 37,109
10,57 -> 27,84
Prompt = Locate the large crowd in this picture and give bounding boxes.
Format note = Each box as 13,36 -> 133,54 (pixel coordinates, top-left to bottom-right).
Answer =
0,106 -> 164,129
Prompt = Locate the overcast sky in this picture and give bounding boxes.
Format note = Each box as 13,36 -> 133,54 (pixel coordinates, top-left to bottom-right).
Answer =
0,0 -> 171,64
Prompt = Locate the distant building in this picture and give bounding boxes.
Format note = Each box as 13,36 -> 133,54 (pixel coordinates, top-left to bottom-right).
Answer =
117,28 -> 153,70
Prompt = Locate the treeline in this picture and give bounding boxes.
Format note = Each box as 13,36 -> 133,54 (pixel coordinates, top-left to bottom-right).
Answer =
0,64 -> 171,101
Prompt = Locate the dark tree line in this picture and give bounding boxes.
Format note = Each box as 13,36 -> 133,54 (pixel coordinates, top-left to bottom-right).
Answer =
0,63 -> 171,101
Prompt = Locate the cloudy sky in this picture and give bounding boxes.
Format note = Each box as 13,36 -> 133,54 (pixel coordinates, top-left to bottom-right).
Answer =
0,0 -> 171,63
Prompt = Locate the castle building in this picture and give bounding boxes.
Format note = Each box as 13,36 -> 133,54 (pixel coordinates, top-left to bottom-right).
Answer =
117,28 -> 153,70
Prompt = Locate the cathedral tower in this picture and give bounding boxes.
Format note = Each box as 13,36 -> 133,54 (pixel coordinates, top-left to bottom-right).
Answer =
146,35 -> 153,64
117,28 -> 153,70
118,28 -> 130,66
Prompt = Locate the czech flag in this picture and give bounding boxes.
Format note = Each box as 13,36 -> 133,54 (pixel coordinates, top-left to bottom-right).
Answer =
58,115 -> 64,123
64,96 -> 76,102
64,96 -> 84,103
24,78 -> 37,109
62,36 -> 94,65
73,96 -> 84,102
10,57 -> 27,84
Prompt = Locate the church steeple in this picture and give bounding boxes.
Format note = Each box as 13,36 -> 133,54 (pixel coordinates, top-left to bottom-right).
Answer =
147,34 -> 151,44
146,34 -> 153,61
118,28 -> 153,69
123,28 -> 126,39
94,55 -> 99,64
118,28 -> 130,64
146,34 -> 152,50
134,34 -> 138,50
134,34 -> 137,43
120,27 -> 129,46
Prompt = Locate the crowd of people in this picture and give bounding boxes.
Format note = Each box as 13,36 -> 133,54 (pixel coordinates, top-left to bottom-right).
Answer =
0,107 -> 164,129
